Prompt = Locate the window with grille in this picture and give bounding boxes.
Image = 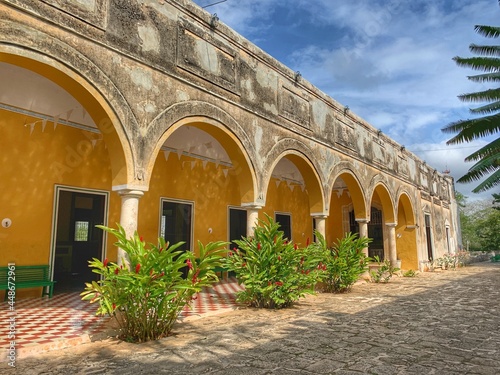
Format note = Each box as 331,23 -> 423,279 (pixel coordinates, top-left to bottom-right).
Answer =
74,221 -> 89,242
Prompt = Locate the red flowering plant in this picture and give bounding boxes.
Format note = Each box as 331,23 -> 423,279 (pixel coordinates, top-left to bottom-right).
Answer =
225,214 -> 324,309
81,224 -> 225,342
311,231 -> 371,293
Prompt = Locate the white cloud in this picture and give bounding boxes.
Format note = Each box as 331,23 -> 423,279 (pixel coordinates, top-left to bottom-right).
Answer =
194,0 -> 286,41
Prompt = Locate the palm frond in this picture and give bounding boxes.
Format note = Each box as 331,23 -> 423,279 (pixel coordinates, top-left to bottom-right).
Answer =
467,72 -> 500,82
464,137 -> 500,161
453,56 -> 500,72
469,44 -> 500,56
457,157 -> 499,187
464,152 -> 500,174
474,25 -> 500,38
471,170 -> 500,193
470,100 -> 500,114
442,113 -> 500,143
458,88 -> 500,103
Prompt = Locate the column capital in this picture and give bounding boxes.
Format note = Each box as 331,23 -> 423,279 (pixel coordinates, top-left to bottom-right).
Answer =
356,218 -> 370,224
311,213 -> 328,219
385,222 -> 398,228
241,202 -> 262,210
116,189 -> 145,199
112,183 -> 148,193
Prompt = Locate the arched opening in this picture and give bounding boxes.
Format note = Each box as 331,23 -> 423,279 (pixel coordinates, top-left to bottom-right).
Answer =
0,54 -> 130,185
369,184 -> 395,261
263,152 -> 323,245
0,56 -> 129,296
396,193 -> 418,270
140,120 -> 256,256
328,171 -> 366,245
366,206 -> 384,260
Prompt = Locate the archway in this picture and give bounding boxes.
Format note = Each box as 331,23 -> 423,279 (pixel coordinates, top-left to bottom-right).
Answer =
140,118 -> 257,254
263,151 -> 324,245
0,52 -> 132,186
328,170 -> 367,245
369,183 -> 396,261
0,54 -> 130,296
396,192 -> 418,270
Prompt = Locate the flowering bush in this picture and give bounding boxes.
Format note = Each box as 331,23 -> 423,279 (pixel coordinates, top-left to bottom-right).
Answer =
81,224 -> 225,342
224,215 -> 324,308
310,232 -> 371,293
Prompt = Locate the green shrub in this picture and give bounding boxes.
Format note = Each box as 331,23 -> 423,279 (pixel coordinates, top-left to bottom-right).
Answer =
402,269 -> 417,277
311,232 -> 371,293
370,256 -> 400,283
81,224 -> 225,342
224,215 -> 323,309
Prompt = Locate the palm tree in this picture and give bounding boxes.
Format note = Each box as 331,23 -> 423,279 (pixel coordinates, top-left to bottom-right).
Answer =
442,16 -> 500,193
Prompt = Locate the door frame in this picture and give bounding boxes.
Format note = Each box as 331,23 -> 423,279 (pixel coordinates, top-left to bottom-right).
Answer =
424,213 -> 434,261
275,211 -> 292,241
49,185 -> 109,280
228,206 -> 247,246
158,197 -> 195,252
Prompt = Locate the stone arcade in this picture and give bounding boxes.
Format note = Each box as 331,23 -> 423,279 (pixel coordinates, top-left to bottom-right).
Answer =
0,0 -> 460,297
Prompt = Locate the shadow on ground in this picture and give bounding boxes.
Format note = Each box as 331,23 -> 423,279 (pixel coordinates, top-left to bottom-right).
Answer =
11,263 -> 500,375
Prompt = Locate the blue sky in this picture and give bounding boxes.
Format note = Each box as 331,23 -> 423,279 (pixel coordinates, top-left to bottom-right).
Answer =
192,0 -> 499,201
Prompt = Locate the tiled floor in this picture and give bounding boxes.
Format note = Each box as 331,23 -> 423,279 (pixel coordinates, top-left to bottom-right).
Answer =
0,277 -> 243,354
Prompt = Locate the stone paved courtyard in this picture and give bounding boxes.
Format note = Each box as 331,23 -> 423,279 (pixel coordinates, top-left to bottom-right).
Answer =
7,262 -> 500,374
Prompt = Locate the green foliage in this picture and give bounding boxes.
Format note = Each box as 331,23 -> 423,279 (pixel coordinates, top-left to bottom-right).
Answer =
370,256 -> 400,283
311,232 -> 371,293
81,224 -> 226,342
491,254 -> 500,262
224,215 -> 323,309
442,19 -> 500,193
460,195 -> 500,251
402,269 -> 417,277
435,252 -> 470,270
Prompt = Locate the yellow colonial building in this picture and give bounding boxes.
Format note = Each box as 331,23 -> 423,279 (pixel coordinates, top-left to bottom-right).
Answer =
0,0 -> 460,298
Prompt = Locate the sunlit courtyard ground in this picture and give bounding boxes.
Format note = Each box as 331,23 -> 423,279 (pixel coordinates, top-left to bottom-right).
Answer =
5,262 -> 500,375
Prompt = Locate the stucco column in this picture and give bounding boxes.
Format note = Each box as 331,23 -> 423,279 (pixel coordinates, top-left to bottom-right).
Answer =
356,219 -> 370,257
313,215 -> 327,242
245,205 -> 262,237
117,189 -> 144,268
386,223 -> 398,266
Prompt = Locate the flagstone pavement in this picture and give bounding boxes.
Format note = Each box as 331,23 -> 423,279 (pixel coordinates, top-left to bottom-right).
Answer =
3,262 -> 500,374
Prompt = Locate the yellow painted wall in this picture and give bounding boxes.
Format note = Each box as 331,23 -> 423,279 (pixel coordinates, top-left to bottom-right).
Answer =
139,153 -> 243,255
263,178 -> 312,247
0,109 -> 120,299
327,191 -> 354,246
396,201 -> 418,270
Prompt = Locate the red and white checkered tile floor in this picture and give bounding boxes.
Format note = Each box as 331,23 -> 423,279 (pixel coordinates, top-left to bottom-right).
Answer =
0,277 -> 243,354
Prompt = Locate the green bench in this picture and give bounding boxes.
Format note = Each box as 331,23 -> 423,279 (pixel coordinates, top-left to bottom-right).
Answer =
0,265 -> 56,299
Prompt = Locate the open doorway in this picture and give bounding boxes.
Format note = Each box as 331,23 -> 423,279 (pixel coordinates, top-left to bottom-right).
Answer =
425,214 -> 434,260
52,187 -> 107,293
